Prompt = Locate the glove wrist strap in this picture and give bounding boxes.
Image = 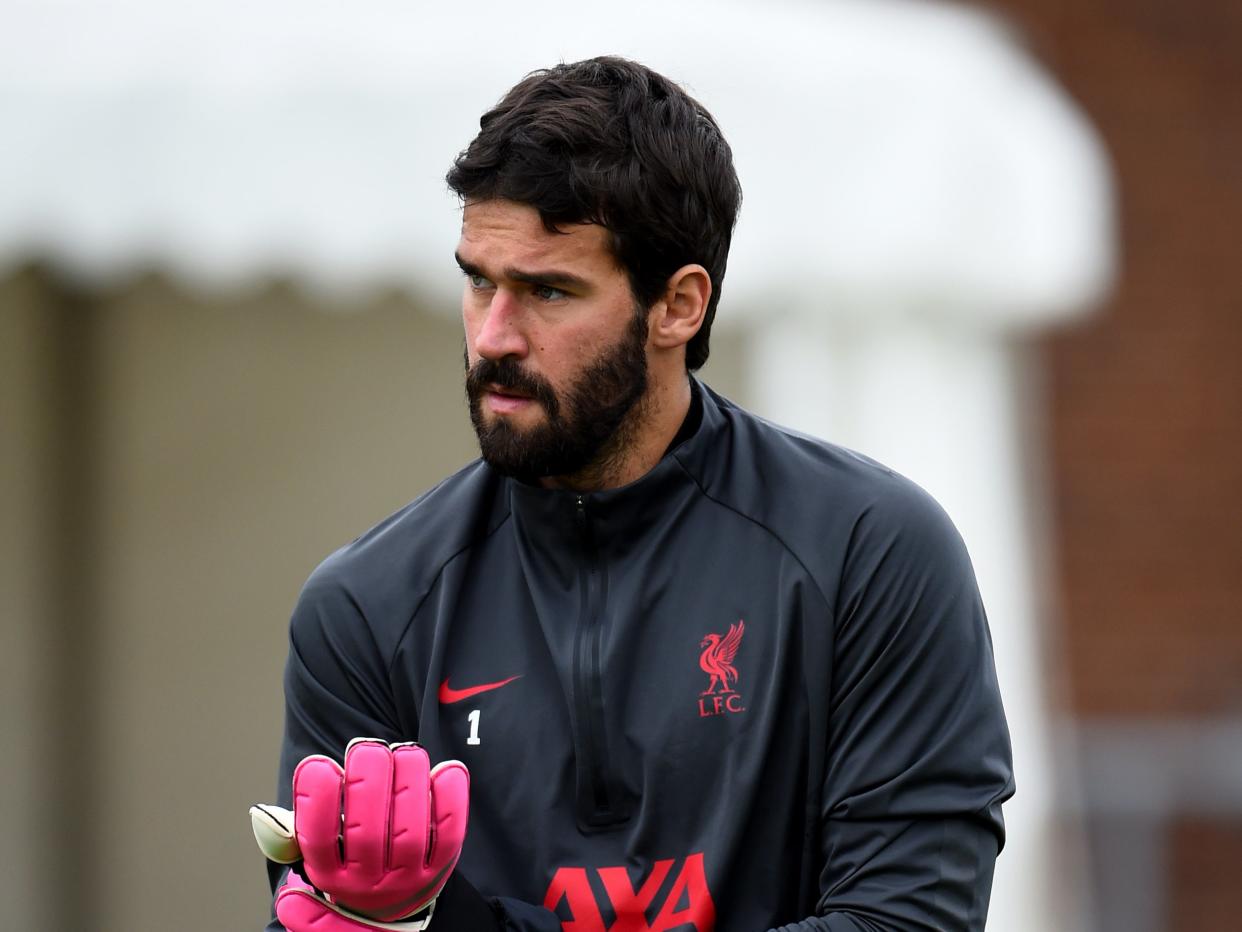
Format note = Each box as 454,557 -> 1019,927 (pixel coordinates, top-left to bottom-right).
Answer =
314,892 -> 437,931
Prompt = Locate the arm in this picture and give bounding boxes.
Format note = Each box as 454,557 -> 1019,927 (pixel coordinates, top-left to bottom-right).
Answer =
763,822 -> 999,931
264,560 -> 561,932
262,561 -> 401,928
777,481 -> 1014,931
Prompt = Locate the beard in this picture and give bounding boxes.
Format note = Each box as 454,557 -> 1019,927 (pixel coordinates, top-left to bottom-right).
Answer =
465,307 -> 650,484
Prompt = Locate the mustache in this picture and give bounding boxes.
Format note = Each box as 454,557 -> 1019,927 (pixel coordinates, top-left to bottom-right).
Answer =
465,356 -> 560,416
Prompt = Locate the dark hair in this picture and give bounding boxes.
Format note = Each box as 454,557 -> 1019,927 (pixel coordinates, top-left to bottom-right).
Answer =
446,56 -> 742,371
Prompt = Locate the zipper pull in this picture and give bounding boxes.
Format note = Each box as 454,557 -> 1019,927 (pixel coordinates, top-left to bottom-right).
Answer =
575,494 -> 590,538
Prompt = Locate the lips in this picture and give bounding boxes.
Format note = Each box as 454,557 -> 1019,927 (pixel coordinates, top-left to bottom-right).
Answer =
466,358 -> 559,419
488,384 -> 532,400
486,387 -> 537,414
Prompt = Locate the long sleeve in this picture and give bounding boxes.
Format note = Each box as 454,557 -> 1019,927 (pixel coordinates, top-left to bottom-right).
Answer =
263,561 -> 405,930
265,558 -> 561,932
776,481 -> 1014,930
760,820 -> 998,931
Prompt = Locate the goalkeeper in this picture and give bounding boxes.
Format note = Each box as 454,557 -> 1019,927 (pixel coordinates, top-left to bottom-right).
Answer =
253,55 -> 1014,931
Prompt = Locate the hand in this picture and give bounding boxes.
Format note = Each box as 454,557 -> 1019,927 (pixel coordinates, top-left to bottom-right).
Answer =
250,739 -> 470,925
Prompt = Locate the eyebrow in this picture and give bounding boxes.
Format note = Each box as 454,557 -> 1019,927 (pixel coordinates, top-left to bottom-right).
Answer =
455,252 -> 591,292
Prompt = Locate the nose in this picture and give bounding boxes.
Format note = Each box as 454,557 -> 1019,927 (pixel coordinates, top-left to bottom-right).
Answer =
470,288 -> 529,362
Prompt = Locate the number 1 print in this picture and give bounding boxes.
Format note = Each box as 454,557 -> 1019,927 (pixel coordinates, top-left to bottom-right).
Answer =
466,708 -> 481,745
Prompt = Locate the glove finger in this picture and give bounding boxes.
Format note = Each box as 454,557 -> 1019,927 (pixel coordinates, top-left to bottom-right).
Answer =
291,755 -> 347,877
388,744 -> 432,872
341,739 -> 394,879
427,760 -> 470,874
276,886 -> 376,932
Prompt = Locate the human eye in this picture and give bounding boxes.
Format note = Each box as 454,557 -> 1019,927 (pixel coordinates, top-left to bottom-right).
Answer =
531,283 -> 568,302
463,270 -> 493,291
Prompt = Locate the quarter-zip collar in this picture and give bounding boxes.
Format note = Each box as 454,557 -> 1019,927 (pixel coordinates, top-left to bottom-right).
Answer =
500,377 -> 719,831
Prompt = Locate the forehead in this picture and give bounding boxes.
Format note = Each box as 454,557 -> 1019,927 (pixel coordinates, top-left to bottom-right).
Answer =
457,199 -> 617,274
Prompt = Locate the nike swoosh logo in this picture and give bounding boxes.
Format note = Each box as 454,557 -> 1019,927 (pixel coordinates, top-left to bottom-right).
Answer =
438,675 -> 522,704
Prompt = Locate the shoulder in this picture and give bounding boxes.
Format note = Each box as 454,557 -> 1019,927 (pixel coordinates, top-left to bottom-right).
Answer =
291,459 -> 506,653
683,385 -> 968,594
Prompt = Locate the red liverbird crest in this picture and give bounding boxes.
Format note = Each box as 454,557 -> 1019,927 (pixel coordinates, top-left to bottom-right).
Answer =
699,619 -> 744,695
697,620 -> 746,717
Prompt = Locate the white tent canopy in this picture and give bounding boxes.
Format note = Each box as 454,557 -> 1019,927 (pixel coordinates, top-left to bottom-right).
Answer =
3,0 -> 1113,326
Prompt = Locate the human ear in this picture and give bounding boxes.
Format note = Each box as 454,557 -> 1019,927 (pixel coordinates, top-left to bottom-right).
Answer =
649,265 -> 711,350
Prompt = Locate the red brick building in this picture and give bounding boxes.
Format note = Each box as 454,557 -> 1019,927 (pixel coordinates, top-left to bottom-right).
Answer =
989,1 -> 1242,927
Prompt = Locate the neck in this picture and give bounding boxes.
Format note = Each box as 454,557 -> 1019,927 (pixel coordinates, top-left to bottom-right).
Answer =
540,373 -> 692,493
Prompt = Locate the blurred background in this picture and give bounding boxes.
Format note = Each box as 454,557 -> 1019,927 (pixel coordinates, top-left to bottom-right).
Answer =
1,0 -> 1238,929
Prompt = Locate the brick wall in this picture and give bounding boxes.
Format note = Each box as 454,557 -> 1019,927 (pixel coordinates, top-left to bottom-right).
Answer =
1169,818 -> 1242,932
982,2 -> 1242,928
987,0 -> 1242,717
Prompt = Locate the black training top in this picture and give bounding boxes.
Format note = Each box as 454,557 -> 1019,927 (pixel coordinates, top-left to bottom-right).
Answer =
267,379 -> 1014,932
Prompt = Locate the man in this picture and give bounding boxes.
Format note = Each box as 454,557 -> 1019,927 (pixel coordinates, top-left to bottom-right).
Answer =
253,56 -> 1014,931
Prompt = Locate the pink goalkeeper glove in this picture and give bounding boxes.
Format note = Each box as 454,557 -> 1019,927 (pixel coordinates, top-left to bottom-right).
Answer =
275,868 -> 437,931
250,739 -> 470,930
